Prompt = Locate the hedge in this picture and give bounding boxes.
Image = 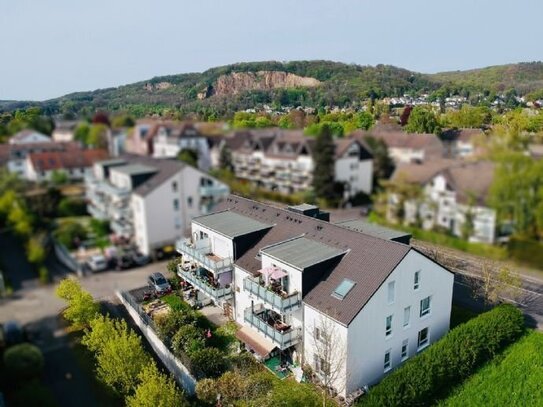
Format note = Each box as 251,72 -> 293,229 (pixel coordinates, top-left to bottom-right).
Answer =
361,304 -> 524,407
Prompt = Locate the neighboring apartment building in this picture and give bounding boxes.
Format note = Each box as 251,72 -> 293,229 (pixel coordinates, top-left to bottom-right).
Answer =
440,128 -> 486,158
0,140 -> 82,178
25,149 -> 108,182
152,122 -> 212,171
352,124 -> 444,164
9,129 -> 51,145
223,129 -> 373,197
86,155 -> 229,257
389,160 -> 497,244
176,196 -> 454,397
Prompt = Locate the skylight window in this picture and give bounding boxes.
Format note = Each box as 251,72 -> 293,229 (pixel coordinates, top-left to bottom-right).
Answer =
332,278 -> 356,300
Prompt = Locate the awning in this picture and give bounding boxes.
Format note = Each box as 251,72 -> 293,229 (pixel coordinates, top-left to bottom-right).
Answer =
235,326 -> 276,358
270,268 -> 287,280
259,266 -> 287,283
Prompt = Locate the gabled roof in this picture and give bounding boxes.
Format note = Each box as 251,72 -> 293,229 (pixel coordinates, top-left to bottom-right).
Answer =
214,195 -> 412,326
28,149 -> 108,171
9,129 -> 51,144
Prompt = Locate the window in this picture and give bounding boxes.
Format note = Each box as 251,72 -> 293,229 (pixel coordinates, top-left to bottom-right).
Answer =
187,196 -> 193,208
420,296 -> 431,317
332,278 -> 356,300
314,327 -> 320,342
313,354 -> 329,374
401,339 -> 409,361
385,315 -> 393,337
173,199 -> 179,211
384,349 -> 391,372
403,306 -> 411,327
387,281 -> 395,304
414,270 -> 420,290
172,181 -> 178,192
418,328 -> 429,350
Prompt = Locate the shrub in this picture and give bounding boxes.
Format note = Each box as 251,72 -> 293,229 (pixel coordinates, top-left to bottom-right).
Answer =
3,343 -> 44,381
155,310 -> 198,340
171,325 -> 204,356
11,381 -> 57,407
38,265 -> 49,284
58,198 -> 87,217
191,347 -> 227,378
195,378 -> 217,404
361,304 -> 525,406
507,236 -> 543,270
54,220 -> 87,249
126,363 -> 187,407
56,278 -> 99,327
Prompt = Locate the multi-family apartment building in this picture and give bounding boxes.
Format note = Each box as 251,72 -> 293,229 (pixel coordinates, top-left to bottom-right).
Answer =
176,196 -> 454,397
85,155 -> 229,257
389,159 -> 497,244
222,129 -> 373,197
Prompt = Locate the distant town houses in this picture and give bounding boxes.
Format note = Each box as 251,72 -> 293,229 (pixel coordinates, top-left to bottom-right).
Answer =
51,120 -> 78,142
176,196 -> 454,397
124,120 -> 224,172
387,159 -> 498,244
218,128 -> 374,197
440,128 -> 487,159
85,155 -> 229,257
9,129 -> 52,145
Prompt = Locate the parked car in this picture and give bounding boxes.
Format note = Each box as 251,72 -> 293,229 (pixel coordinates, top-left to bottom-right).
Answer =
132,252 -> 151,267
87,255 -> 108,272
147,272 -> 172,295
114,254 -> 134,270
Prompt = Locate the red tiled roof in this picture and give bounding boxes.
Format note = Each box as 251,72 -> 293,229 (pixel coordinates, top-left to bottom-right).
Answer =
28,149 -> 108,171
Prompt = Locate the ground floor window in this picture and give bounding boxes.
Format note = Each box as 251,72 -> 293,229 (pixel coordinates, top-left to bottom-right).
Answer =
417,327 -> 429,350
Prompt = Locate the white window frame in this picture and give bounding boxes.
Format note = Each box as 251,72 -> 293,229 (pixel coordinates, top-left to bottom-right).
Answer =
401,339 -> 409,361
385,315 -> 393,337
420,296 -> 431,318
403,306 -> 411,328
414,270 -> 420,290
417,327 -> 430,351
387,281 -> 395,304
384,349 -> 392,372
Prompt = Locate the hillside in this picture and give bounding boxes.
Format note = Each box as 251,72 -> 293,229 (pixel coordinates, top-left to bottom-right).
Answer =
1,60 -> 542,117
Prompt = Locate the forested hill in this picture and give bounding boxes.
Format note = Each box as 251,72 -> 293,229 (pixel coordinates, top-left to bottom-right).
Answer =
1,60 -> 542,118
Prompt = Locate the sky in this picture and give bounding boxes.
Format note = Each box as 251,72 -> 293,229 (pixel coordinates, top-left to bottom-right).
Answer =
1,0 -> 542,101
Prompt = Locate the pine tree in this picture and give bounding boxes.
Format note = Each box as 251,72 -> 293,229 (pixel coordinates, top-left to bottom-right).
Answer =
312,123 -> 336,201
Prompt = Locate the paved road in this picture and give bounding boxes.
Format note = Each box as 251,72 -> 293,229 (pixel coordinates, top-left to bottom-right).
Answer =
413,239 -> 543,330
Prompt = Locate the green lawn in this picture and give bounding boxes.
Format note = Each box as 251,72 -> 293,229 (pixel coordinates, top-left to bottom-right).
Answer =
441,331 -> 543,407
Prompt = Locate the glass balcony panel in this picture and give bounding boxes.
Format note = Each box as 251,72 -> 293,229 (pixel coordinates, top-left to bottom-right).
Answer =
178,266 -> 232,300
176,239 -> 233,274
243,277 -> 301,313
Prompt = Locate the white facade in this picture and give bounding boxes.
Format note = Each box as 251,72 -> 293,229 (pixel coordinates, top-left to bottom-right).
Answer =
86,158 -> 229,256
153,126 -> 212,171
176,201 -> 454,398
334,142 -> 373,195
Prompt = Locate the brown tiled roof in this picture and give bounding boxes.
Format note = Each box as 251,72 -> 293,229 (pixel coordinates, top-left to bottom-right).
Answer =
29,149 -> 109,171
440,128 -> 485,143
0,141 -> 81,166
215,195 -> 412,326
392,160 -> 494,205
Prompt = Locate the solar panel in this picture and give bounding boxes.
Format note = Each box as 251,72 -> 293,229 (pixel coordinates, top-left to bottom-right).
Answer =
332,278 -> 356,300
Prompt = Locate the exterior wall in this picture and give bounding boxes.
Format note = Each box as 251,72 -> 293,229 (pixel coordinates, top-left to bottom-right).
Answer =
303,305 -> 349,395
153,134 -> 211,171
109,169 -> 133,190
344,249 -> 453,394
133,195 -> 149,255
335,147 -> 373,195
52,130 -> 74,142
389,147 -> 425,164
7,159 -> 27,177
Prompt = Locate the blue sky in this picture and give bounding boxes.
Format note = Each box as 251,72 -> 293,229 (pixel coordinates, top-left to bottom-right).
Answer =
1,0 -> 541,101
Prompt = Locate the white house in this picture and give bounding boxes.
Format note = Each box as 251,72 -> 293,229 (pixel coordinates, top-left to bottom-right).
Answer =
222,129 -> 374,197
9,129 -> 51,145
152,122 -> 212,171
52,121 -> 79,142
176,196 -> 454,397
25,149 -> 108,182
390,160 -> 497,244
86,155 -> 229,257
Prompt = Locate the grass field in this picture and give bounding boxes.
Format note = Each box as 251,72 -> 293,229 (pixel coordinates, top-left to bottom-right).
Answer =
441,331 -> 543,407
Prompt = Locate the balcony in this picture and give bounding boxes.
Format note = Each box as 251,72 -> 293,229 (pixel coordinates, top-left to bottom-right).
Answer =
87,204 -> 107,220
200,184 -> 229,198
111,219 -> 133,236
177,265 -> 232,301
243,277 -> 301,313
244,306 -> 301,350
176,239 -> 233,274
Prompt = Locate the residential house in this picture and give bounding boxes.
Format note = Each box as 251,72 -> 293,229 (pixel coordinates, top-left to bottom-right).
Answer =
352,124 -> 445,164
440,128 -> 486,158
25,149 -> 108,182
389,160 -> 497,244
52,121 -> 79,142
176,196 -> 454,397
9,129 -> 51,145
222,129 -> 373,197
85,155 -> 229,257
0,141 -> 82,178
152,122 -> 212,171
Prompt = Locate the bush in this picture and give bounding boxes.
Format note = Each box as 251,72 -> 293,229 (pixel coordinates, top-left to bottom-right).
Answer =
58,198 -> 87,217
54,220 -> 87,250
191,347 -> 227,378
361,304 -> 524,406
38,265 -> 49,284
3,343 -> 44,381
11,381 -> 57,407
56,278 -> 100,327
171,325 -> 205,356
507,236 -> 543,270
155,310 -> 198,340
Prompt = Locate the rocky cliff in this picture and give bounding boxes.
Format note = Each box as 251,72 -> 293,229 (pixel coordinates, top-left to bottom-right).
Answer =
210,71 -> 321,97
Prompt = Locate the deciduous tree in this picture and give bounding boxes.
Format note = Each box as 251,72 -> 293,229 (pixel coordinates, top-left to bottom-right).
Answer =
126,364 -> 187,407
56,278 -> 99,327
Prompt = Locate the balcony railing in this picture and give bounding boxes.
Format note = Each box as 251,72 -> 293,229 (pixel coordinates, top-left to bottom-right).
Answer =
176,239 -> 233,274
243,278 -> 301,313
199,184 -> 229,198
178,266 -> 232,300
111,219 -> 133,236
87,204 -> 107,220
243,307 -> 301,350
